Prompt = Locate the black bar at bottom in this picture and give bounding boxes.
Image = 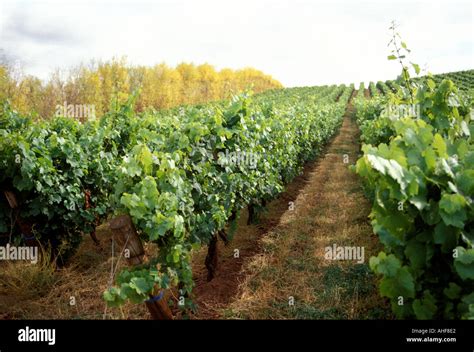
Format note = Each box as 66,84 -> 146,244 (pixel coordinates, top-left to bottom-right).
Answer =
0,320 -> 472,351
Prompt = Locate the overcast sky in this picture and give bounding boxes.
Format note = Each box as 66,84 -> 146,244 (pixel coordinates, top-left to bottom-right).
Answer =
0,0 -> 472,87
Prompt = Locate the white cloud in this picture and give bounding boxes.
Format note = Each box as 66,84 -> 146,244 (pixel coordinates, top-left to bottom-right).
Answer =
0,0 -> 472,87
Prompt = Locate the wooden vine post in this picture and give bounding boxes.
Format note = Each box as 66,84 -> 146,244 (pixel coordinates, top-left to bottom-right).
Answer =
84,190 -> 100,246
3,190 -> 37,247
205,209 -> 237,281
109,214 -> 173,320
205,234 -> 218,281
4,190 -> 18,209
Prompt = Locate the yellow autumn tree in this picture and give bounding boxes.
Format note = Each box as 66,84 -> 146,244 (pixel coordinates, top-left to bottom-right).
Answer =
11,75 -> 43,116
197,64 -> 219,102
128,66 -> 147,111
218,68 -> 238,99
97,57 -> 130,113
176,63 -> 200,105
0,64 -> 10,103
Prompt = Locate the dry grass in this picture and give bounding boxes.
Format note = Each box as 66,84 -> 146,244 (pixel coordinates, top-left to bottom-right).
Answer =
0,246 -> 59,318
0,227 -> 150,319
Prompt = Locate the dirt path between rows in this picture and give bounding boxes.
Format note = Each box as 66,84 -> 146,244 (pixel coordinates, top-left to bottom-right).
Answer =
190,151 -> 319,318
193,92 -> 389,319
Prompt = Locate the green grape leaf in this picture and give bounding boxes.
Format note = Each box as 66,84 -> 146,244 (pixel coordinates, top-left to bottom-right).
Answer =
367,154 -> 407,191
405,239 -> 426,270
370,252 -> 401,277
129,277 -> 153,295
444,283 -> 462,300
439,193 -> 467,228
413,291 -> 437,319
454,247 -> 474,280
379,267 -> 415,299
411,63 -> 420,75
432,134 -> 447,158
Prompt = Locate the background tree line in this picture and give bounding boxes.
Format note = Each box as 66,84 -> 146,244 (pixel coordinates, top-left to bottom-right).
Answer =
0,57 -> 282,118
